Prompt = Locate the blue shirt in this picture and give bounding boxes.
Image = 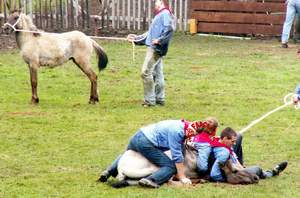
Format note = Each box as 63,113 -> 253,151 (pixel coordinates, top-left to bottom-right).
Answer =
143,9 -> 174,56
141,120 -> 185,163
296,84 -> 300,100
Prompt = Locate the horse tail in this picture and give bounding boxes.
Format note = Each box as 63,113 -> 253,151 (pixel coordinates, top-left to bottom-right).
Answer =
91,39 -> 108,71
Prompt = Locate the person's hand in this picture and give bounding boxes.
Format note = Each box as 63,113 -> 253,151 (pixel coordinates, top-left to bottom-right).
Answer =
297,49 -> 300,59
180,177 -> 192,185
152,39 -> 160,45
293,94 -> 299,104
127,34 -> 136,42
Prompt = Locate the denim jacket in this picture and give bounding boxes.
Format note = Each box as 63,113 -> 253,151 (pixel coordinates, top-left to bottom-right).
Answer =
141,120 -> 185,163
134,10 -> 174,56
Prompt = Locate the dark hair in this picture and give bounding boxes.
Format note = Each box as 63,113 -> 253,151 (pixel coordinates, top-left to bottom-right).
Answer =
220,127 -> 237,139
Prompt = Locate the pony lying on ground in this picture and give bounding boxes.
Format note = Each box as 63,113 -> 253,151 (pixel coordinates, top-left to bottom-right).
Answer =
2,10 -> 108,104
112,144 -> 259,188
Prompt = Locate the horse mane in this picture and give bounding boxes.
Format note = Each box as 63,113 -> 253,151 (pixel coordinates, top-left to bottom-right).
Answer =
21,13 -> 41,37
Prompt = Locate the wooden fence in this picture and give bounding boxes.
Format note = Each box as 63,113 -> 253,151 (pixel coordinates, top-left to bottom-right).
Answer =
190,0 -> 286,36
0,0 -> 189,34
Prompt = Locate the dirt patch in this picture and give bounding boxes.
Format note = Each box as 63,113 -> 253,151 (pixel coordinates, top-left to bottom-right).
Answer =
0,34 -> 17,50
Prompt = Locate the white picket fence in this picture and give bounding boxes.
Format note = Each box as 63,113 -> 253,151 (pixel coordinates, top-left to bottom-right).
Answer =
0,0 -> 189,32
97,0 -> 189,31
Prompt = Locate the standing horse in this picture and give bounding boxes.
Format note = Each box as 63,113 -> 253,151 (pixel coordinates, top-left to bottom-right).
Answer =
2,10 -> 108,104
112,144 -> 259,188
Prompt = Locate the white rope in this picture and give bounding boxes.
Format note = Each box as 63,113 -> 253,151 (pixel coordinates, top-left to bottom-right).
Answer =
4,15 -> 141,62
239,93 -> 298,134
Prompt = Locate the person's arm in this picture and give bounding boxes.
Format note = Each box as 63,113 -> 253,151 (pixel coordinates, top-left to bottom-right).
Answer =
168,131 -> 192,185
175,162 -> 192,184
127,32 -> 147,45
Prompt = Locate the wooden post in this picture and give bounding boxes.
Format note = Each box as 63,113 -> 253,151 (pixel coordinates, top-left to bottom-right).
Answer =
70,0 -> 74,29
138,0 -> 141,30
122,0 -> 125,28
81,0 -> 85,29
127,0 -> 130,29
148,0 -> 151,28
4,0 -> 7,21
35,0 -> 38,26
116,0 -> 120,29
39,0 -> 42,28
50,0 -> 54,29
59,0 -> 63,29
45,0 -> 48,28
86,0 -> 90,29
133,0 -> 136,30
0,0 -> 2,26
112,0 -> 115,29
184,0 -> 188,31
179,0 -> 182,31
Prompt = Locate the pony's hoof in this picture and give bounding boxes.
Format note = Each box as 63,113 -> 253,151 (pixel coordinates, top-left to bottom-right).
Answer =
89,97 -> 99,104
31,98 -> 39,104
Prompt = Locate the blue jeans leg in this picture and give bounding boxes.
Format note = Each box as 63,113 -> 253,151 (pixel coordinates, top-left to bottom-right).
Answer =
244,166 -> 273,179
106,155 -> 122,177
127,131 -> 177,185
210,147 -> 230,182
281,0 -> 300,43
194,142 -> 211,173
233,133 -> 243,165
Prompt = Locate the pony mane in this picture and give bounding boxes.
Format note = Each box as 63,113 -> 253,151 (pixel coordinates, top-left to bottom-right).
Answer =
21,13 -> 41,37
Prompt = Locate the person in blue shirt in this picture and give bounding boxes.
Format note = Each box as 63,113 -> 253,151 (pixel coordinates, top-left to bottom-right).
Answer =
98,119 -> 214,188
293,84 -> 300,104
127,0 -> 175,107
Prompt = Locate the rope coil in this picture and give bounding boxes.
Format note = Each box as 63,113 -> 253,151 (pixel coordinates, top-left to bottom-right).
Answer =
239,93 -> 298,134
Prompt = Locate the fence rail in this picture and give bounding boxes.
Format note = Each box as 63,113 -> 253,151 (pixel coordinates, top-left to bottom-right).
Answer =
191,0 -> 286,36
0,0 -> 189,34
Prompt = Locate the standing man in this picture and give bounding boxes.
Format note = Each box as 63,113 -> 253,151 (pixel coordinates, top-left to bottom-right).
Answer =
281,0 -> 300,48
128,0 -> 175,107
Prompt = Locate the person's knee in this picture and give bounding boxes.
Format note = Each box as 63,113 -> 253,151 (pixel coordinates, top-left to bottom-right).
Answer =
210,172 -> 225,182
196,159 -> 208,172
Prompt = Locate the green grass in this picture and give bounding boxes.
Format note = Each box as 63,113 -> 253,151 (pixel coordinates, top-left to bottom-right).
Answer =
0,34 -> 299,197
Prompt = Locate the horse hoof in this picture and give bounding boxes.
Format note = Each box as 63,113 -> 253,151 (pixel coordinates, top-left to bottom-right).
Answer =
31,98 -> 39,104
89,97 -> 99,104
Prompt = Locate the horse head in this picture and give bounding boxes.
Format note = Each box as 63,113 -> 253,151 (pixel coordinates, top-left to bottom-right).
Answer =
221,160 -> 259,184
2,10 -> 22,34
2,10 -> 38,35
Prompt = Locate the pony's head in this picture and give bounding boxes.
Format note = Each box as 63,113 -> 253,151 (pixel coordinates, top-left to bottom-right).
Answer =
2,10 -> 22,34
2,10 -> 38,35
221,160 -> 259,185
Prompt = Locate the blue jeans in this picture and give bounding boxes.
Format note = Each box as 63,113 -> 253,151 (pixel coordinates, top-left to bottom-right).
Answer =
194,142 -> 211,173
141,48 -> 165,105
281,0 -> 300,43
210,147 -> 230,182
106,131 -> 176,185
244,166 -> 273,179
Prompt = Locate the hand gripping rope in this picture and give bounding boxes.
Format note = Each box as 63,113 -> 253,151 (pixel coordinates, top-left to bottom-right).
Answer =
239,93 -> 299,134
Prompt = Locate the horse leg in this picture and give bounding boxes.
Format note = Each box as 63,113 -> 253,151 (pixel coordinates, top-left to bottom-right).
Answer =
72,58 -> 99,104
28,65 -> 39,104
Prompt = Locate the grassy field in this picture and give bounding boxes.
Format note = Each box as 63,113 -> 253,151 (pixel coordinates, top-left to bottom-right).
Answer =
0,34 -> 299,198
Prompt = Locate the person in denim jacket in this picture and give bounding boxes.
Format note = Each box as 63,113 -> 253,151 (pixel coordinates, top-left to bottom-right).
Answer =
127,0 -> 175,107
293,84 -> 300,104
192,118 -> 219,174
99,119 -> 201,188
